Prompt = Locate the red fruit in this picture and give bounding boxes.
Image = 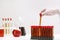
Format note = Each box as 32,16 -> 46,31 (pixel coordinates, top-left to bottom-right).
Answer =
12,30 -> 21,37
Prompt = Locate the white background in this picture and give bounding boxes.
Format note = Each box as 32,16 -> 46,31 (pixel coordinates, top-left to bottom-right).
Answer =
0,0 -> 60,40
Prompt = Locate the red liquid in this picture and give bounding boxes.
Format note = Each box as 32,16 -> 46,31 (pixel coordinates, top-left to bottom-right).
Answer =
12,30 -> 21,37
0,29 -> 4,37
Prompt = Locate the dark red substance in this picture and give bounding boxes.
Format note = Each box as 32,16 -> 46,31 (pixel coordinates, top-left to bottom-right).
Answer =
31,26 -> 53,37
40,13 -> 42,16
0,29 -> 4,37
